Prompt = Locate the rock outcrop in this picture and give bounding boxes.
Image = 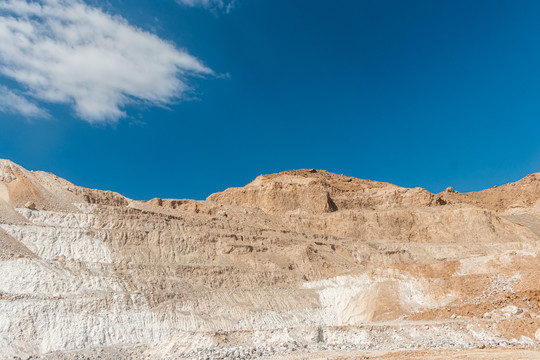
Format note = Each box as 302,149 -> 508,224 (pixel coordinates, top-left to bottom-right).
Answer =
0,160 -> 539,359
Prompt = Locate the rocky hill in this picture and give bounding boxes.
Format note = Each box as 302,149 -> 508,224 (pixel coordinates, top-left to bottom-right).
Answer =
0,160 -> 539,359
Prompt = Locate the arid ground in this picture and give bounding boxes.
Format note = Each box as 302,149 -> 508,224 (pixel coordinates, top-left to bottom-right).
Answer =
1,159 -> 539,359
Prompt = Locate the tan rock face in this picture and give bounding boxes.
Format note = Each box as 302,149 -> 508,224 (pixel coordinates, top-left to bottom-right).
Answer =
207,169 -> 436,213
437,173 -> 540,213
0,160 -> 539,359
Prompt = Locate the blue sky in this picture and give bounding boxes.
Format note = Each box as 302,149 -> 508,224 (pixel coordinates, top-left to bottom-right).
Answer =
1,0 -> 539,200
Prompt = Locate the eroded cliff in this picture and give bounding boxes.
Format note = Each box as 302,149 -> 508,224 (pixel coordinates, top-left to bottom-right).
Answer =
1,160 -> 539,359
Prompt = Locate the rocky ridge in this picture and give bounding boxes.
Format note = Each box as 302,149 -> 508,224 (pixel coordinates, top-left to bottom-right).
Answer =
0,160 -> 539,359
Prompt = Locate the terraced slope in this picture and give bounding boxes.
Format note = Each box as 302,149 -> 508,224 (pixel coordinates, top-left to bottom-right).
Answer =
0,160 -> 539,359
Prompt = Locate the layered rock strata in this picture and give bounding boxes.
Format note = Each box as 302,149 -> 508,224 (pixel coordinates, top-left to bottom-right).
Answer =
0,161 -> 539,359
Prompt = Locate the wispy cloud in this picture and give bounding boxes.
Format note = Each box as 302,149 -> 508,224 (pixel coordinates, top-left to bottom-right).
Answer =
0,85 -> 47,118
176,0 -> 236,13
0,0 -> 213,123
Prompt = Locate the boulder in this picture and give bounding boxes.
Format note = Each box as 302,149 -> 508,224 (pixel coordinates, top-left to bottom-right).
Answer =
24,201 -> 36,210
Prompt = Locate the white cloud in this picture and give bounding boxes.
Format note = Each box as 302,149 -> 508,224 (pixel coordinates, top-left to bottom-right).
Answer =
0,0 -> 213,123
0,85 -> 47,118
176,0 -> 235,13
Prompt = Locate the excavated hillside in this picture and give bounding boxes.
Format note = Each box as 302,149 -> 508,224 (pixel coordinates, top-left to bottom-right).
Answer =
0,161 -> 539,359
